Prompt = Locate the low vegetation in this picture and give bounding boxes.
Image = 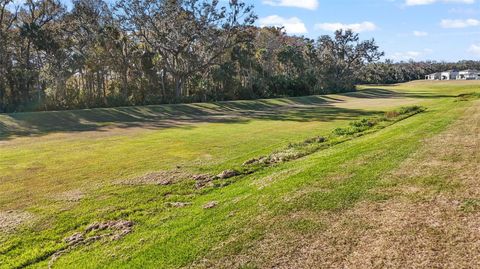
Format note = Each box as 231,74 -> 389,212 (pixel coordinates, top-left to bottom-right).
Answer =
456,92 -> 480,101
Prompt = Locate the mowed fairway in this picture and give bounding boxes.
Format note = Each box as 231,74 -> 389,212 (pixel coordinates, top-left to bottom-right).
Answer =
1,81 -> 480,268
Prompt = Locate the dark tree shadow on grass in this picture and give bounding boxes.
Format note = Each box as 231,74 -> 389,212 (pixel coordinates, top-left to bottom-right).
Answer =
0,88 -> 436,141
358,87 -> 455,99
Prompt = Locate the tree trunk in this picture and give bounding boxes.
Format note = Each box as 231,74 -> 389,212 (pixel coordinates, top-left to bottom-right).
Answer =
160,70 -> 166,101
174,75 -> 183,99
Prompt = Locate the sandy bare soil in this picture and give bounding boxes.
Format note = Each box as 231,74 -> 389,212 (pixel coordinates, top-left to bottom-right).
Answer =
0,210 -> 34,233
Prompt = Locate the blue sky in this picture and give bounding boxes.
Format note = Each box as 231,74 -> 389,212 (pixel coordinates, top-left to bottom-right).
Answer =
249,0 -> 480,61
10,0 -> 480,61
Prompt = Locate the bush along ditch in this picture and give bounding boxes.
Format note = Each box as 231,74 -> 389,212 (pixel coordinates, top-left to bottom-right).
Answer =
456,92 -> 480,102
193,105 -> 426,190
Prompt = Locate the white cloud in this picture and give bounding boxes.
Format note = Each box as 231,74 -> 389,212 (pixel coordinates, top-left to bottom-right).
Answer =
406,0 -> 475,6
413,30 -> 429,36
258,15 -> 308,34
391,51 -> 422,60
390,49 -> 433,61
468,44 -> 480,55
449,7 -> 479,15
314,21 -> 378,33
440,18 -> 480,28
406,0 -> 436,5
262,0 -> 319,10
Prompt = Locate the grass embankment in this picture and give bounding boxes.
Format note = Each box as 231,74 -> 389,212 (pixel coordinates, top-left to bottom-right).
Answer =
1,80 -> 479,268
198,105 -> 426,190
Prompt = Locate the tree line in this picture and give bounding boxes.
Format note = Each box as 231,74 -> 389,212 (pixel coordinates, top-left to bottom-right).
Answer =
1,0 -> 478,113
0,0 -> 386,112
359,60 -> 480,85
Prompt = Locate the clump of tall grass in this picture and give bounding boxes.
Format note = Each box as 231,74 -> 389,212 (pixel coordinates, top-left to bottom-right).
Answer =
456,92 -> 480,102
383,105 -> 424,119
333,118 -> 378,136
333,105 -> 424,137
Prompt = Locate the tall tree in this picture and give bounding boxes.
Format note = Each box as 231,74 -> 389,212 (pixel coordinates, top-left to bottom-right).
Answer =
0,0 -> 16,111
13,0 -> 65,110
316,29 -> 384,92
116,0 -> 256,98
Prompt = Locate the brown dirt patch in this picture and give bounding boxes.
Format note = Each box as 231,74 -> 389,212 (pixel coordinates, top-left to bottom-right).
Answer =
50,220 -> 134,268
217,170 -> 240,180
193,170 -> 241,189
203,201 -> 218,209
55,189 -> 85,202
194,174 -> 217,189
0,211 -> 34,233
118,170 -> 191,186
167,202 -> 192,208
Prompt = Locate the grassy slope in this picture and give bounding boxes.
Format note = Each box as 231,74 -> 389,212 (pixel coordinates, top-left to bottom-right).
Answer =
0,80 -> 479,268
0,89 -> 415,210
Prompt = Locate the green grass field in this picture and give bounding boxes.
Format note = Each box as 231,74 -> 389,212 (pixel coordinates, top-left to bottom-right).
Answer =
1,80 -> 480,268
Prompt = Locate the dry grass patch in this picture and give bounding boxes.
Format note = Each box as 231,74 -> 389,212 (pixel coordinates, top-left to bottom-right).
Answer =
49,220 -> 134,268
251,168 -> 300,190
117,170 -> 192,186
195,196 -> 480,269
386,101 -> 480,196
0,211 -> 34,233
54,189 -> 85,202
252,196 -> 480,269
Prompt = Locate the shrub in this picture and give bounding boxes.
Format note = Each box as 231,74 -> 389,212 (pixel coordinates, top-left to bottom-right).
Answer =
456,93 -> 480,101
397,105 -> 423,114
384,110 -> 400,119
385,105 -> 424,119
304,136 -> 326,144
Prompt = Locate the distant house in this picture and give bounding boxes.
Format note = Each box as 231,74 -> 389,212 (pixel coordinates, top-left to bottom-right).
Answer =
457,69 -> 480,80
425,69 -> 480,80
425,72 -> 441,80
440,70 -> 459,80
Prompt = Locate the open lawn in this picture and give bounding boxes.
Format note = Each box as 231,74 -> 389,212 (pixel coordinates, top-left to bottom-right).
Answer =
1,80 -> 480,268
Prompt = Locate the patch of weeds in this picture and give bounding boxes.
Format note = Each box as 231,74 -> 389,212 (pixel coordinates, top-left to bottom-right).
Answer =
384,110 -> 400,119
286,219 -> 324,234
415,176 -> 462,192
49,220 -> 134,268
381,105 -> 423,119
238,263 -> 259,269
460,199 -> 480,213
456,92 -> 480,101
367,191 -> 392,203
193,170 -> 243,189
333,118 -> 378,136
303,136 -> 327,144
396,105 -> 425,115
441,153 -> 463,163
